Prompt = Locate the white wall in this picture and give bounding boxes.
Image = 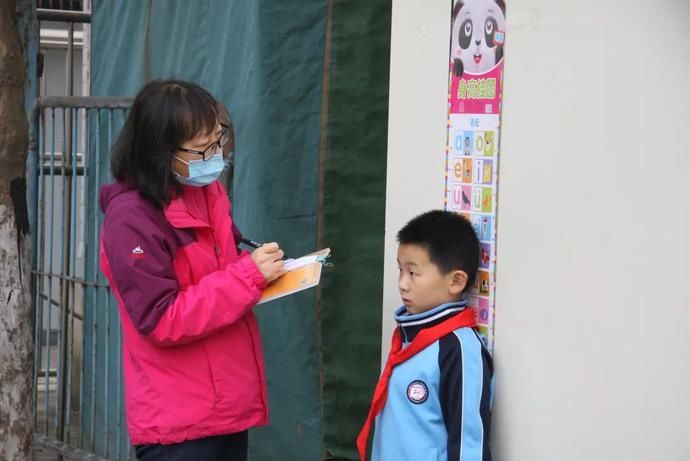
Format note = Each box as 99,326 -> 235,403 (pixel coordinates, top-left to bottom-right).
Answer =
382,0 -> 451,361
384,1 -> 690,460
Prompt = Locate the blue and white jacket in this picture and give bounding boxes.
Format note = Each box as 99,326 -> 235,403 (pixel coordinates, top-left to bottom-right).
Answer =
372,301 -> 494,461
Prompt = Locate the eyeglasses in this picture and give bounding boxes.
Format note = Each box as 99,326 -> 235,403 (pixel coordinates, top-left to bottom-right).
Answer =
176,124 -> 231,161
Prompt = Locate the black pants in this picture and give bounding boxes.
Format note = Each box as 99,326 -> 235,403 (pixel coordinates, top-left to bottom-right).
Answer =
135,431 -> 248,461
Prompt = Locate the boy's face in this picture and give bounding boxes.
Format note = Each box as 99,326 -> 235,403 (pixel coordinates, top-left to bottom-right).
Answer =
397,244 -> 467,314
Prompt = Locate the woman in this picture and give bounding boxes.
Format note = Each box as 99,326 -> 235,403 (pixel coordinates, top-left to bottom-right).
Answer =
99,79 -> 285,461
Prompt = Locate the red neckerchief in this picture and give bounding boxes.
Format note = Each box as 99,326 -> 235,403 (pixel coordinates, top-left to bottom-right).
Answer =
356,308 -> 476,461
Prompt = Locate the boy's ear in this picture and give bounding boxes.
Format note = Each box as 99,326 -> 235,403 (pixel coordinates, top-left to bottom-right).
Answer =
449,270 -> 468,295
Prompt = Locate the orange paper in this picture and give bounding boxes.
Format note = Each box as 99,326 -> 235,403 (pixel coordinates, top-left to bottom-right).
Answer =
258,248 -> 330,304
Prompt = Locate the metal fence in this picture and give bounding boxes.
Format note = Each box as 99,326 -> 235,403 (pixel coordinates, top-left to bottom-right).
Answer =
29,96 -> 133,460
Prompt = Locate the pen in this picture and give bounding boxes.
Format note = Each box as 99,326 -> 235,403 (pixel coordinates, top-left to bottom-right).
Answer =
239,238 -> 289,260
239,237 -> 263,249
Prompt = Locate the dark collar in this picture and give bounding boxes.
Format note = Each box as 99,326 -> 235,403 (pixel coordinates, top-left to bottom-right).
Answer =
395,300 -> 469,343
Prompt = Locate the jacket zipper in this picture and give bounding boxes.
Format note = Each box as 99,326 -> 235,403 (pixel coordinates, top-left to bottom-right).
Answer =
211,230 -> 221,269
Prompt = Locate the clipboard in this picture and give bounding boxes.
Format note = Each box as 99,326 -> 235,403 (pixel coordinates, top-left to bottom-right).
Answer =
257,248 -> 331,304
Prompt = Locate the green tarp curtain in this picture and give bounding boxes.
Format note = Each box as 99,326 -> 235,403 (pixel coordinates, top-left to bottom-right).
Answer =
90,1 -> 390,459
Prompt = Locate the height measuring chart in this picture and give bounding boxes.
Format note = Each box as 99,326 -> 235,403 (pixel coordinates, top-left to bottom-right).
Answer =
444,0 -> 506,351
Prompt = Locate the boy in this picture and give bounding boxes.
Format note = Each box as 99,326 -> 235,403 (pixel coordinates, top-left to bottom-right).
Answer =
357,210 -> 494,461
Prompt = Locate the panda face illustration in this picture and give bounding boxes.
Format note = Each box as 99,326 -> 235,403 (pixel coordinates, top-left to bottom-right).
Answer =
451,0 -> 506,76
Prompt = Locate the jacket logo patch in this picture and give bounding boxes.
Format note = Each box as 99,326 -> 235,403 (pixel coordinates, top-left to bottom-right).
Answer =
131,246 -> 145,259
407,380 -> 428,404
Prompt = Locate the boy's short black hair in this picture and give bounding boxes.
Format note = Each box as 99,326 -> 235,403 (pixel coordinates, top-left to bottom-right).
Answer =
397,210 -> 480,292
110,79 -> 221,208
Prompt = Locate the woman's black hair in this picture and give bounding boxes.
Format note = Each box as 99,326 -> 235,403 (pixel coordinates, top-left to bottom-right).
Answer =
110,79 -> 220,208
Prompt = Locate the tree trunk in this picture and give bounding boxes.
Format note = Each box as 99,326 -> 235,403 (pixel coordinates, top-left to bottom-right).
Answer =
0,0 -> 34,459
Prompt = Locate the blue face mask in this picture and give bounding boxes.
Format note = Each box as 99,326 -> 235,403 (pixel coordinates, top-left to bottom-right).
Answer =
174,153 -> 225,187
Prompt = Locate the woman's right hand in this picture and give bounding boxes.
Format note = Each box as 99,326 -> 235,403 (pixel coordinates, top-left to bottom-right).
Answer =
250,242 -> 286,283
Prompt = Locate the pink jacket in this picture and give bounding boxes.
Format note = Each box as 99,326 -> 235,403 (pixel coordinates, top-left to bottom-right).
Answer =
99,180 -> 269,445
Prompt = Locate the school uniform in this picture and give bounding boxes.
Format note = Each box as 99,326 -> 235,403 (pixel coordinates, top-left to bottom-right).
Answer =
359,301 -> 494,461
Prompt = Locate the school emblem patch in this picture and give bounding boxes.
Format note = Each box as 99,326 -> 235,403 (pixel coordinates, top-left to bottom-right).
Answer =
406,380 -> 428,404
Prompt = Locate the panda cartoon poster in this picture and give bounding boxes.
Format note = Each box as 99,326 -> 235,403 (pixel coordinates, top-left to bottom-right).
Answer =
444,0 -> 505,352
